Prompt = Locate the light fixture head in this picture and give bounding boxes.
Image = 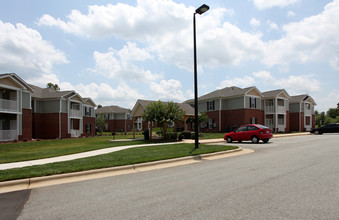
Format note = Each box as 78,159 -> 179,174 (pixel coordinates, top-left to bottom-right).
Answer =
195,4 -> 209,15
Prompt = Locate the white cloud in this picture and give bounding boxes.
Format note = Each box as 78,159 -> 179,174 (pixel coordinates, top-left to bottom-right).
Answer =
314,89 -> 339,112
253,71 -> 321,94
63,82 -> 144,108
287,11 -> 296,17
250,18 -> 261,27
266,20 -> 279,30
262,0 -> 339,70
0,21 -> 67,83
218,76 -> 256,89
253,0 -> 299,10
89,44 -> 160,82
149,79 -> 186,102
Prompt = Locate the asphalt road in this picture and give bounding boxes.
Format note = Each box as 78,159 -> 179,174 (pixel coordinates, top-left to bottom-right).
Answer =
2,134 -> 339,220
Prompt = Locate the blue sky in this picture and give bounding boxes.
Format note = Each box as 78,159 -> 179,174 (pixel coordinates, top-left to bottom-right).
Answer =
0,0 -> 338,112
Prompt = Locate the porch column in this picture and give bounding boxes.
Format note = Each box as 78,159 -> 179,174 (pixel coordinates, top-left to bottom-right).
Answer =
183,116 -> 190,131
132,117 -> 136,139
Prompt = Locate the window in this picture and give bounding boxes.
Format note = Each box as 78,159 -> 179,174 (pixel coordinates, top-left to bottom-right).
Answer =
306,103 -> 311,110
278,115 -> 285,125
86,124 -> 92,133
250,97 -> 256,108
247,126 -> 259,131
236,126 -> 247,132
208,119 -> 216,129
207,100 -> 215,111
105,114 -> 109,120
250,117 -> 257,124
278,99 -> 284,106
84,106 -> 92,116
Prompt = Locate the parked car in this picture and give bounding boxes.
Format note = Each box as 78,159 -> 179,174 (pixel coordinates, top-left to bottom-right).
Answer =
224,124 -> 273,143
310,123 -> 339,135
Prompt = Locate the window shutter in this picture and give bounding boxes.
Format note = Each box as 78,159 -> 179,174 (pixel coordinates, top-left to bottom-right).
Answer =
207,101 -> 209,111
213,100 -> 215,110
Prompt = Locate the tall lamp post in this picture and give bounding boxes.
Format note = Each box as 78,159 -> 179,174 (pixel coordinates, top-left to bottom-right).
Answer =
193,4 -> 209,149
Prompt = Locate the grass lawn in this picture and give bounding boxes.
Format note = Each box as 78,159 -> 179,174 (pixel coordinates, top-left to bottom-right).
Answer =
199,133 -> 225,139
0,135 -> 144,164
0,143 -> 237,182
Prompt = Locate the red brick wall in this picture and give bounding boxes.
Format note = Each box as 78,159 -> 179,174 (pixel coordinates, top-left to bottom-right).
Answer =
20,108 -> 32,141
33,113 -> 68,139
83,117 -> 95,137
105,119 -> 133,132
286,111 -> 290,132
289,112 -> 300,131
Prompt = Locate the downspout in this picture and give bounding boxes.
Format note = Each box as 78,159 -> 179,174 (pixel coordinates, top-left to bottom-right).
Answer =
219,98 -> 221,132
59,98 -> 61,139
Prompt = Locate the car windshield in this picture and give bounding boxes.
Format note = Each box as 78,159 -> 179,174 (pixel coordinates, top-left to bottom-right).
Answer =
256,124 -> 269,129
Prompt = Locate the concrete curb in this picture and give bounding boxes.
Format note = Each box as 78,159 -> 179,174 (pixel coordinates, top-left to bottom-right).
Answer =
0,148 -> 243,194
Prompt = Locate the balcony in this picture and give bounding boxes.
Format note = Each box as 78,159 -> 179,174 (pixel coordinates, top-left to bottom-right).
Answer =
70,109 -> 81,118
70,129 -> 82,137
265,106 -> 275,114
0,99 -> 18,112
0,130 -> 17,141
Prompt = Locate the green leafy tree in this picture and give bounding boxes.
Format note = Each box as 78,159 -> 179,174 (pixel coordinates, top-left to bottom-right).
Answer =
143,101 -> 185,139
315,110 -> 325,127
95,114 -> 106,135
97,104 -> 102,109
46,82 -> 60,91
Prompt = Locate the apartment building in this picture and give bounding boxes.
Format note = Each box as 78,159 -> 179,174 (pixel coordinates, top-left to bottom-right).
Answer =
95,105 -> 133,132
0,73 -> 96,141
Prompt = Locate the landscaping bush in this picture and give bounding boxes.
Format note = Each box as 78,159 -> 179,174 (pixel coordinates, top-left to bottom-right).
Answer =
166,132 -> 178,140
181,131 -> 192,139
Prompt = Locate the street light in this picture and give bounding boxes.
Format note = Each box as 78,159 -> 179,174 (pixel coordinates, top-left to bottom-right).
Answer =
193,4 -> 209,149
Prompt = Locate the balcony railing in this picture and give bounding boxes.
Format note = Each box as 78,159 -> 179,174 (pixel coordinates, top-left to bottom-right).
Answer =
0,99 -> 17,112
0,130 -> 17,141
70,129 -> 82,138
70,109 -> 81,118
265,106 -> 275,114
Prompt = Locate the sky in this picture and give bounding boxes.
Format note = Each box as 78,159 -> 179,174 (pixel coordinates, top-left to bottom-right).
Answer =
0,0 -> 338,112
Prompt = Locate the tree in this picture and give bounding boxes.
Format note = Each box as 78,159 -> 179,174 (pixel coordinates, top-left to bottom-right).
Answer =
95,114 -> 106,135
97,104 -> 102,109
315,110 -> 325,127
142,101 -> 185,139
46,82 -> 60,91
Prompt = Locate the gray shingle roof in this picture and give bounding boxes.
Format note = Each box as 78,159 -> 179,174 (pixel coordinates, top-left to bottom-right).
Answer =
134,99 -> 196,116
95,105 -> 131,114
30,84 -> 75,99
186,86 -> 260,102
262,89 -> 290,98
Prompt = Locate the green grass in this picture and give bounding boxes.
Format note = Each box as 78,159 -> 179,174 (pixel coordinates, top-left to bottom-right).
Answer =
199,133 -> 225,139
0,144 -> 237,182
0,135 -> 144,163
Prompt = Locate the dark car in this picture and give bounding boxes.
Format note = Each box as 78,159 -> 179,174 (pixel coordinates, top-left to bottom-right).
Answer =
310,123 -> 339,135
224,124 -> 273,143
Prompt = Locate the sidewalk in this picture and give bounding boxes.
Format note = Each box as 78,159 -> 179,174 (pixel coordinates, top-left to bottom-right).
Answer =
0,132 -> 309,171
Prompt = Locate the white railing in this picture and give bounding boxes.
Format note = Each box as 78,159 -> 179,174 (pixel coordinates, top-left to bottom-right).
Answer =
0,130 -> 17,141
265,106 -> 275,114
0,99 -> 17,112
70,129 -> 82,137
70,109 -> 81,118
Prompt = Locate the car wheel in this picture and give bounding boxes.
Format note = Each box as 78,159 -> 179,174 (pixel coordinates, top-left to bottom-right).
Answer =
263,139 -> 269,143
251,136 -> 259,143
314,130 -> 320,135
226,137 -> 232,143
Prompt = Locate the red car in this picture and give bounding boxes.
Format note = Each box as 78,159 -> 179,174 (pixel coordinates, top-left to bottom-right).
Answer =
224,124 -> 273,143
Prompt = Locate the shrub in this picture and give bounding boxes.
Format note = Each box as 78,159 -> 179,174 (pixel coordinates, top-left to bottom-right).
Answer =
166,132 -> 178,140
181,131 -> 192,139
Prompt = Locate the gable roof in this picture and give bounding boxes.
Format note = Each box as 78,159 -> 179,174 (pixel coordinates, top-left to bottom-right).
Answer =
262,89 -> 290,99
83,98 -> 96,107
0,73 -> 34,92
30,84 -> 75,99
290,94 -> 316,105
131,99 -> 196,117
186,86 -> 262,103
95,105 -> 131,114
